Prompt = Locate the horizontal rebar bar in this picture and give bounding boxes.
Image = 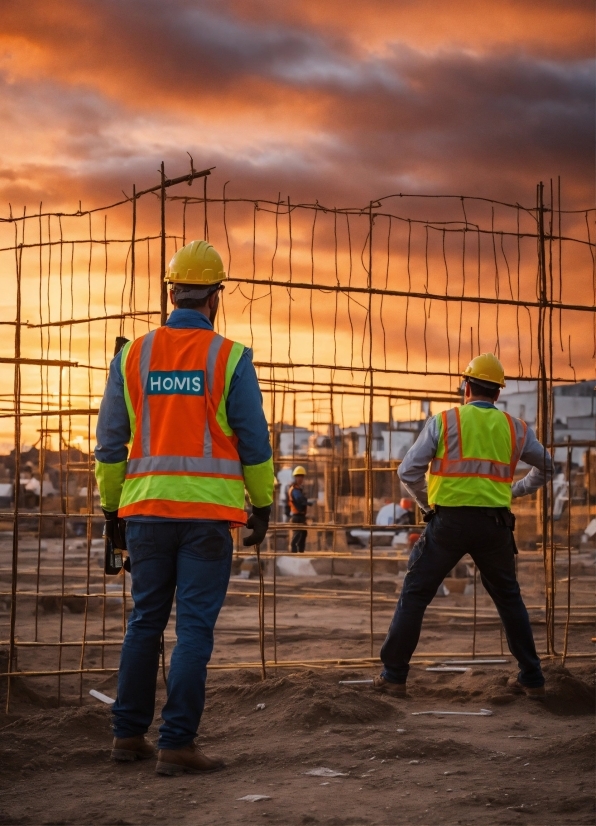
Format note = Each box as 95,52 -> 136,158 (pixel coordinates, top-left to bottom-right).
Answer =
0,167 -> 213,223
229,276 -> 596,313
2,651 -> 593,679
252,361 -> 588,384
26,311 -> 159,329
0,408 -> 99,419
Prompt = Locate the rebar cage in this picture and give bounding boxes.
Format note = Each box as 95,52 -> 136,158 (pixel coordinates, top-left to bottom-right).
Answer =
1,164 -> 594,708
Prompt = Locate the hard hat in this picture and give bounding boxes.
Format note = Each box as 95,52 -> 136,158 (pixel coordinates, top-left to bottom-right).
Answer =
292,466 -> 307,476
166,240 -> 227,286
462,353 -> 506,388
400,498 -> 414,510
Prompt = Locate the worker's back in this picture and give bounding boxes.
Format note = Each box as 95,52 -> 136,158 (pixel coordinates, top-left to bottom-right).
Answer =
117,325 -> 247,523
428,404 -> 526,508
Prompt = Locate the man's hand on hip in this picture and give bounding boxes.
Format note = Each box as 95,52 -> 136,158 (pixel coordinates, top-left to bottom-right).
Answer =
243,505 -> 271,547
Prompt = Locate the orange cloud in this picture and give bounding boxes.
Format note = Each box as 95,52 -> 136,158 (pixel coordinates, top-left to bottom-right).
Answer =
0,0 -> 593,448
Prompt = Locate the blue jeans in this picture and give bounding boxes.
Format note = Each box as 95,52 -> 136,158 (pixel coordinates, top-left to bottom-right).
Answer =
112,520 -> 232,749
380,507 -> 544,688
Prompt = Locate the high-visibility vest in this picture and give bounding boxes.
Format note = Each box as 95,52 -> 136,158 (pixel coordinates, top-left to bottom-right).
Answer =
427,404 -> 527,508
287,483 -> 302,516
117,326 -> 247,524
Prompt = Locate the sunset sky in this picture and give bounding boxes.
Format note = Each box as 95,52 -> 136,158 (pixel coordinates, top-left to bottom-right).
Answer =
1,0 -> 593,210
0,1 -> 594,449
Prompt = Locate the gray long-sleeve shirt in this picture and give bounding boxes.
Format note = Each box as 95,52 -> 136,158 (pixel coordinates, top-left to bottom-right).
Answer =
398,402 -> 554,512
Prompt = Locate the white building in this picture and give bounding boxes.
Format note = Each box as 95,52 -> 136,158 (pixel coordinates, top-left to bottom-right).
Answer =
276,425 -> 312,458
498,380 -> 596,464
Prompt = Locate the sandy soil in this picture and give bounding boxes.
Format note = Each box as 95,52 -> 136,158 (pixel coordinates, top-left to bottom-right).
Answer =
0,662 -> 594,826
2,532 -> 595,825
1,554 -> 595,826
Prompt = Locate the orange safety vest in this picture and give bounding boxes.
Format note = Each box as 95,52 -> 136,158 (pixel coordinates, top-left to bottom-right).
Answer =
117,326 -> 247,523
287,483 -> 302,516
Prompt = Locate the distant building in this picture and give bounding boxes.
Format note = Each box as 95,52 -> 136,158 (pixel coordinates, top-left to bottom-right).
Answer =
497,379 -> 595,465
274,424 -> 313,458
340,423 -> 387,459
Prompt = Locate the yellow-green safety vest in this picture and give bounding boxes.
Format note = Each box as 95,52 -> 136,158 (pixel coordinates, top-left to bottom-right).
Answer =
427,404 -> 527,508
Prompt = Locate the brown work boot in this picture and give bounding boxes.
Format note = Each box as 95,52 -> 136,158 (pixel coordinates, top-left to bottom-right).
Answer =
111,735 -> 156,762
372,676 -> 407,697
156,742 -> 225,776
508,678 -> 546,700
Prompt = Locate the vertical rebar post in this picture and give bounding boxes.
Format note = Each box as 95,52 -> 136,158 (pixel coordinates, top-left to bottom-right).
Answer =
203,175 -> 208,241
562,441 -> 573,664
367,202 -> 375,658
6,237 -> 22,712
160,162 -> 167,327
537,181 -> 554,653
129,184 -> 136,331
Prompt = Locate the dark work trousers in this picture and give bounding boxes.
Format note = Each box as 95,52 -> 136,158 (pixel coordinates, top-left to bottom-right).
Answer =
290,513 -> 307,553
380,507 -> 544,688
112,520 -> 233,750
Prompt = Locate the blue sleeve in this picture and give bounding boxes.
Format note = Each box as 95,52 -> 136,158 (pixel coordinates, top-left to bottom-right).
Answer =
291,488 -> 308,510
226,349 -> 272,467
95,351 -> 131,464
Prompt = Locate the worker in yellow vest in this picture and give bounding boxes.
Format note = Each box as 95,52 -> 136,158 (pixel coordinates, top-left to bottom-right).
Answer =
95,240 -> 274,774
374,354 -> 553,699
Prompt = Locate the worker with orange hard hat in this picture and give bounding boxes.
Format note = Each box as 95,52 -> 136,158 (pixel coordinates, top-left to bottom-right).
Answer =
374,353 -> 553,700
95,240 -> 274,775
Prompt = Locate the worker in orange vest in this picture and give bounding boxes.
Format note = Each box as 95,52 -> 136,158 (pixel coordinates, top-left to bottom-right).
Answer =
95,240 -> 274,775
286,466 -> 313,553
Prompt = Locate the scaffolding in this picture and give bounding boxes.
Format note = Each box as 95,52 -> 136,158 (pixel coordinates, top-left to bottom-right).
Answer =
0,163 -> 594,708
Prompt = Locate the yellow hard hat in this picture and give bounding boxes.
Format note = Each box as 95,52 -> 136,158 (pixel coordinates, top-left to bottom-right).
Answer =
462,353 -> 506,388
166,240 -> 226,285
292,465 -> 307,476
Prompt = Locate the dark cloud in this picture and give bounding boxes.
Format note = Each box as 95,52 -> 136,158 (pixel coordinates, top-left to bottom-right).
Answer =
0,0 -> 592,212
223,0 -> 595,59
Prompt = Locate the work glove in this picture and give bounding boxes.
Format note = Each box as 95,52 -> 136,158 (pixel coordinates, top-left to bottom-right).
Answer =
243,505 -> 271,547
102,509 -> 127,550
422,509 -> 435,524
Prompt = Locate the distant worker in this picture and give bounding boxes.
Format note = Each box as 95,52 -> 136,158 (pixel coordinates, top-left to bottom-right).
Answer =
376,498 -> 415,526
399,498 -> 416,525
374,353 -> 553,699
95,240 -> 274,775
286,466 -> 314,553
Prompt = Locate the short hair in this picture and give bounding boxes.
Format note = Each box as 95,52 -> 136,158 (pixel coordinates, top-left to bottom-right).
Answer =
171,284 -> 211,310
467,378 -> 500,401
174,296 -> 209,310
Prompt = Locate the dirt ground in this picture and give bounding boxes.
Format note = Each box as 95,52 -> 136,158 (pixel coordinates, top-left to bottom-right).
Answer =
0,539 -> 596,826
1,546 -> 595,826
1,662 -> 594,826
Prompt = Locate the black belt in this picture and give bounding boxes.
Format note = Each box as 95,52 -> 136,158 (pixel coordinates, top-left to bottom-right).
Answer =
435,505 -> 510,517
433,504 -> 517,541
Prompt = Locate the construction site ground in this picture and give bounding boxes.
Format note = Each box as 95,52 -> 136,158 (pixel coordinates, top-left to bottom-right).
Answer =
1,541 -> 595,825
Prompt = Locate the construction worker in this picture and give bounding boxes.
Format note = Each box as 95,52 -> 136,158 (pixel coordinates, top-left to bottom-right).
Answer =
287,466 -> 312,553
95,240 -> 274,775
399,498 -> 416,525
374,354 -> 553,699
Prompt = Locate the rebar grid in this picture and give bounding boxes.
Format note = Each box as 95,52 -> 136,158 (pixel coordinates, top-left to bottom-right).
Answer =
0,164 -> 594,708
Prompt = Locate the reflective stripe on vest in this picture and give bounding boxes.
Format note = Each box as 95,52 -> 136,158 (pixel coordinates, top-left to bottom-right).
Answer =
430,407 -> 527,483
126,456 -> 244,477
119,326 -> 246,522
